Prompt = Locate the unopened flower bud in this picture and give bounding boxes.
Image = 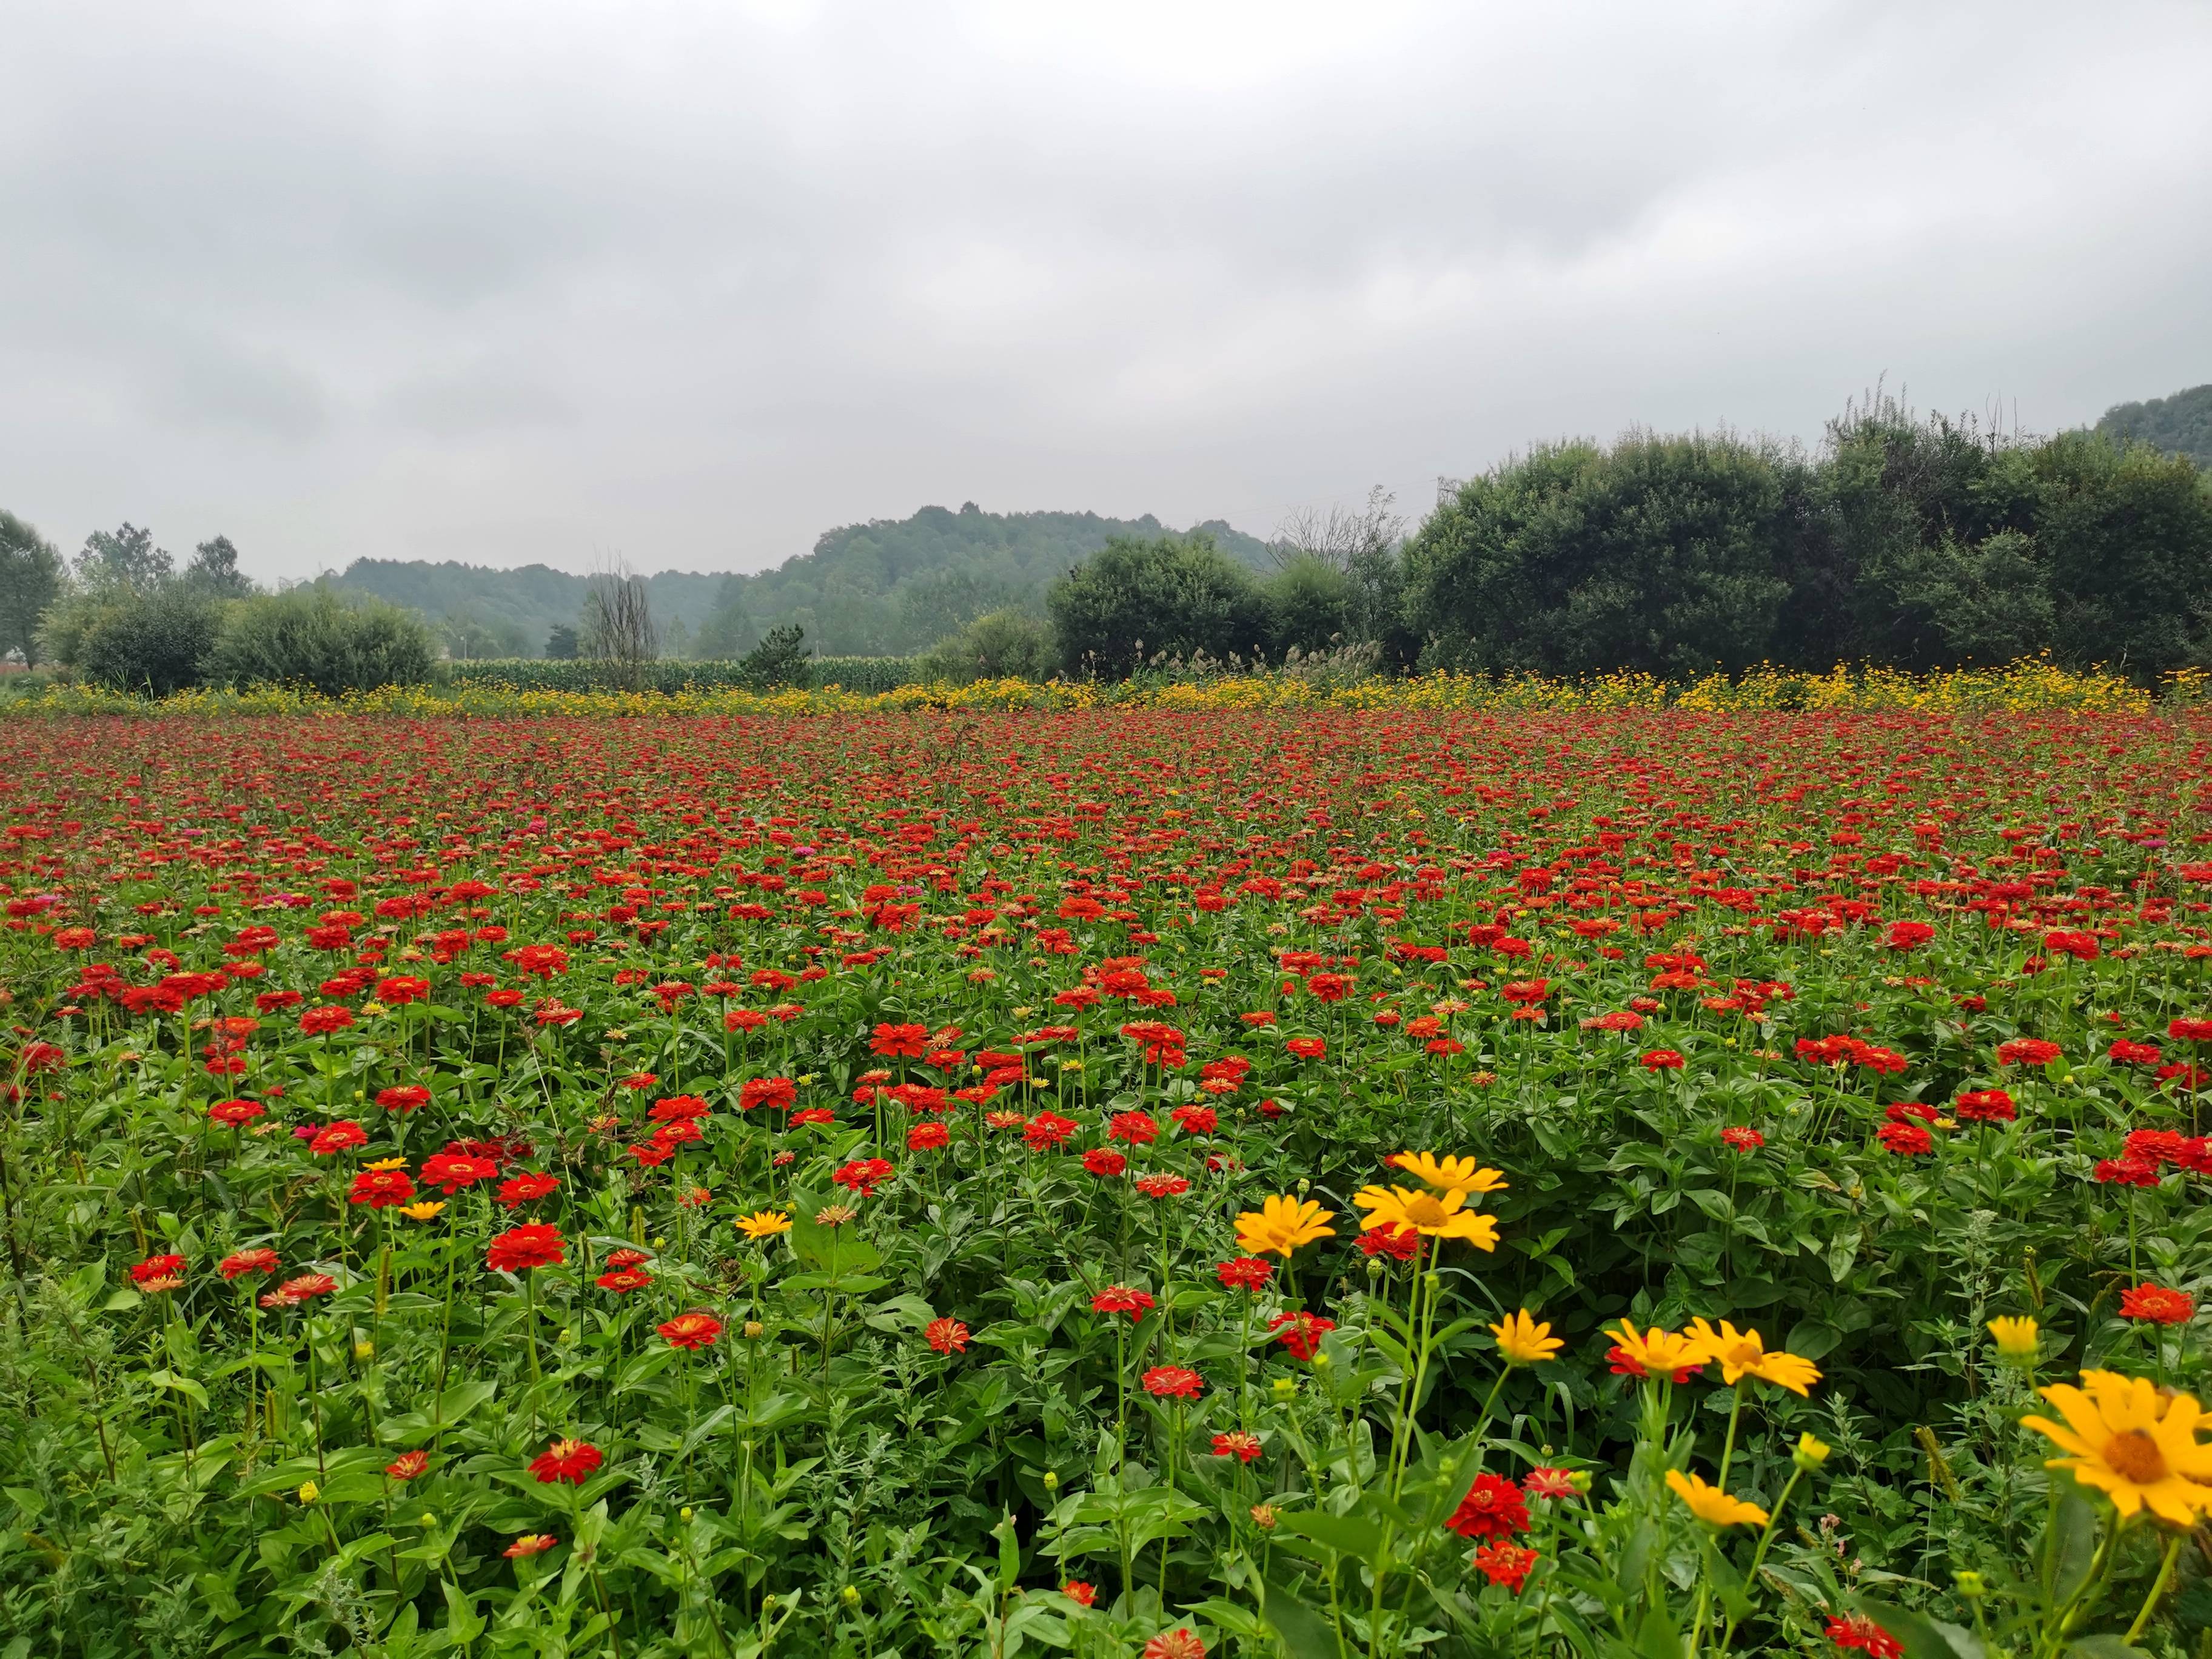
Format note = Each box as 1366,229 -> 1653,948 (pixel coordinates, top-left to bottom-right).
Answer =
743,1320 -> 765,1339
298,1481 -> 319,1503
1272,1376 -> 1296,1401
840,1584 -> 860,1606
680,1507 -> 693,1521
1250,1503 -> 1278,1530
1042,1470 -> 1059,1492
1794,1432 -> 1832,1470
1954,1570 -> 1986,1599
354,1340 -> 375,1361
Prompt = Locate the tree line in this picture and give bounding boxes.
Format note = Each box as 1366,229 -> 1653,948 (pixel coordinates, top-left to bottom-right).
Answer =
1021,395 -> 2212,685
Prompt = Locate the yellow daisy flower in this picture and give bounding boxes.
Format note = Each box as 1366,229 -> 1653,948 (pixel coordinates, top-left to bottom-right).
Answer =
1605,1319 -> 1707,1382
398,1200 -> 446,1222
1665,1469 -> 1768,1528
1683,1318 -> 1822,1396
1490,1309 -> 1563,1366
1387,1153 -> 1508,1199
736,1210 -> 794,1239
2022,1370 -> 2212,1526
1233,1195 -> 1338,1258
1352,1185 -> 1500,1249
364,1157 -> 409,1172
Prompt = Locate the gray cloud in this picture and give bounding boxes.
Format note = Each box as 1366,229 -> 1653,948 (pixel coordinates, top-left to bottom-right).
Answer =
1,0 -> 2207,580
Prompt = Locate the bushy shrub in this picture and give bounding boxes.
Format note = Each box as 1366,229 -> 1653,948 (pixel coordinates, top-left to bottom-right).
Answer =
203,589 -> 434,694
1047,532 -> 1271,677
73,588 -> 228,694
916,609 -> 1056,683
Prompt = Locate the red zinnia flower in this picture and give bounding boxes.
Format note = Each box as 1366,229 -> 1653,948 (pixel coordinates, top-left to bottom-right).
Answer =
309,1120 -> 368,1156
1827,1615 -> 1903,1659
1996,1037 -> 2062,1067
528,1438 -> 603,1484
1268,1310 -> 1336,1361
130,1253 -> 187,1290
349,1168 -> 416,1207
505,1533 -> 557,1558
925,1316 -> 970,1354
1142,1365 -> 1204,1399
1082,1148 -> 1128,1178
1720,1126 -> 1764,1150
375,1085 -> 431,1113
1641,1050 -> 1685,1071
209,1098 -> 264,1127
386,1450 -> 430,1480
1216,1256 -> 1274,1290
486,1224 -> 565,1274
659,1311 -> 724,1349
1472,1541 -> 1538,1592
833,1157 -> 894,1196
596,1267 -> 652,1293
907,1122 -> 950,1151
497,1172 -> 560,1208
1285,1037 -> 1326,1060
1445,1473 -> 1529,1540
1212,1431 -> 1262,1463
1091,1284 -> 1155,1319
1877,1122 -> 1934,1156
1107,1110 -> 1159,1145
1357,1225 -> 1419,1261
2119,1284 -> 2195,1325
220,1247 -> 279,1279
1954,1090 -> 2016,1123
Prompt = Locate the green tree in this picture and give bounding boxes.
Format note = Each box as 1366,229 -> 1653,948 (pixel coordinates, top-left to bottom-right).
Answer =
1047,533 -> 1270,677
75,523 -> 172,594
2035,432 -> 2212,676
180,535 -> 256,598
737,623 -> 810,689
0,510 -> 64,666
546,623 -> 580,660
1404,433 -> 1795,678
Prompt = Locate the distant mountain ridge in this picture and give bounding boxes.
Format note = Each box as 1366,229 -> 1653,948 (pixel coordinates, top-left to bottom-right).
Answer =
2094,383 -> 2212,469
332,503 -> 1273,658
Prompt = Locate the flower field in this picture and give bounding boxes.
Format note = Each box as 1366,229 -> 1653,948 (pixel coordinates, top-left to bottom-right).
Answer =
1,706 -> 2210,1659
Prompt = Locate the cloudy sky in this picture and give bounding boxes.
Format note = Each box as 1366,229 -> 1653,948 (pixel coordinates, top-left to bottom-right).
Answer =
4,1 -> 2208,583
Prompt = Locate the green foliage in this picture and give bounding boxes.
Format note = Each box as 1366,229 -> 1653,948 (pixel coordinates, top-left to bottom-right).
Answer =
73,521 -> 173,594
202,589 -> 435,694
2094,381 -> 2212,469
180,535 -> 255,599
1047,532 -> 1273,676
333,507 -> 1274,659
915,608 -> 1057,684
0,509 -> 64,666
1406,407 -> 2212,682
546,623 -> 580,660
443,655 -> 922,693
736,622 -> 810,689
1406,433 -> 1798,679
72,586 -> 227,694
1265,555 -> 1355,657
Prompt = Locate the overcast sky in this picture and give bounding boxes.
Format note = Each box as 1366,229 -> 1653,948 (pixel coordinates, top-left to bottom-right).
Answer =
4,1 -> 2208,583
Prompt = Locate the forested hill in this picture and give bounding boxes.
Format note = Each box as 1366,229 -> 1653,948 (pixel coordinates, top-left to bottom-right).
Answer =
332,504 -> 1273,658
2094,383 -> 2212,469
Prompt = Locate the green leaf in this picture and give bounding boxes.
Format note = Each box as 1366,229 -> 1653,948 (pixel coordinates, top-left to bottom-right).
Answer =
2066,1639 -> 2148,1659
1854,1597 -> 1987,1659
1635,1603 -> 1683,1659
2042,1478 -> 2099,1607
147,1370 -> 209,1409
1262,1577 -> 1350,1659
1275,1507 -> 1384,1567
